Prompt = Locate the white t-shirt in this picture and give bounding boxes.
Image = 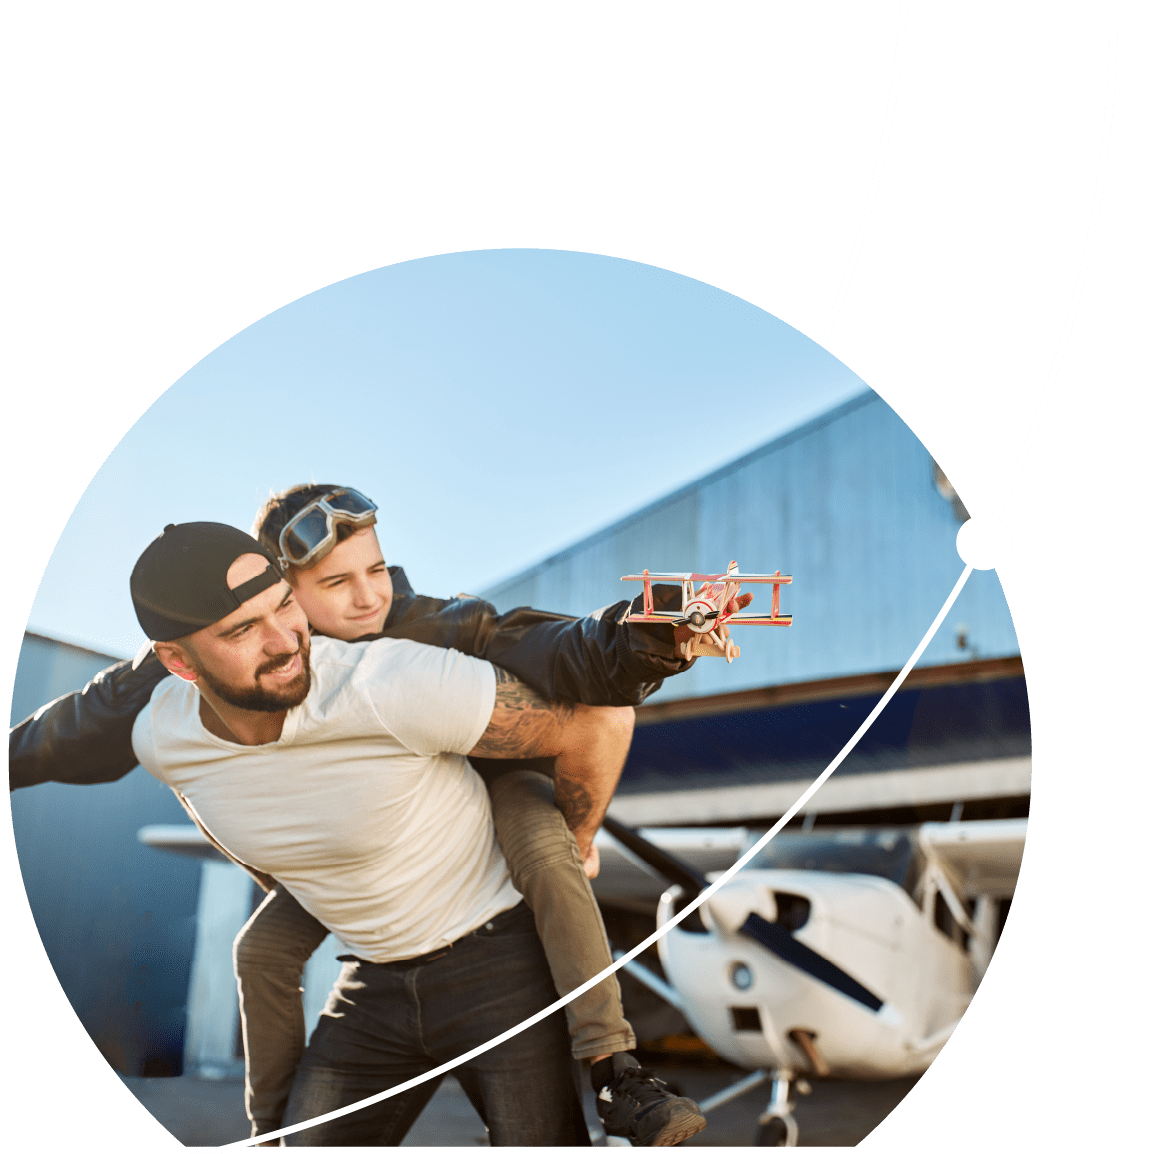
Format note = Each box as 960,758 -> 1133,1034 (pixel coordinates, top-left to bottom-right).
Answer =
132,635 -> 520,963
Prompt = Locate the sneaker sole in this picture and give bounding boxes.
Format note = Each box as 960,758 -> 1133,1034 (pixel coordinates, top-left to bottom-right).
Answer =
642,1103 -> 708,1147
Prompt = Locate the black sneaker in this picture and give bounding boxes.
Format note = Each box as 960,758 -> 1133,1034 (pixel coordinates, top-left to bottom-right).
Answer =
593,1053 -> 707,1147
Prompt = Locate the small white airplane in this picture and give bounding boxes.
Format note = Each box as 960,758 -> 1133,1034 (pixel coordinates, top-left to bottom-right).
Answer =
621,562 -> 792,662
593,815 -> 1027,1146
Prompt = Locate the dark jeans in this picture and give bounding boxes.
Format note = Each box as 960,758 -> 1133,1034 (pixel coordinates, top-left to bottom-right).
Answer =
281,902 -> 590,1146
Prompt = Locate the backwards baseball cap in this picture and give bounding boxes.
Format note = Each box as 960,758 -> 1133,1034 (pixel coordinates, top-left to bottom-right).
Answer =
131,522 -> 284,642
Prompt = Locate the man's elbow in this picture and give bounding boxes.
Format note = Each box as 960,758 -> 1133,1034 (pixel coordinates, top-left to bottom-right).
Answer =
568,703 -> 635,750
606,704 -> 635,744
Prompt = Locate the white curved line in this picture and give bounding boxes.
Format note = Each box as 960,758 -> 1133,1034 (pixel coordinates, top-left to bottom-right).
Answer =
997,0 -> 1121,514
227,563 -> 974,1147
196,9 -> 1117,1144
821,3 -> 909,346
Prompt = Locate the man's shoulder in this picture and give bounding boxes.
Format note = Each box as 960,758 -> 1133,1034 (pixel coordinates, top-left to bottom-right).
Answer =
311,633 -> 461,666
305,634 -> 496,757
141,670 -> 197,717
131,674 -> 200,771
313,634 -> 491,686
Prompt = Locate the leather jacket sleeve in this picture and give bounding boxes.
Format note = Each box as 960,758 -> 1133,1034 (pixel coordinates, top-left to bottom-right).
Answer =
9,649 -> 171,790
10,567 -> 691,790
380,586 -> 691,707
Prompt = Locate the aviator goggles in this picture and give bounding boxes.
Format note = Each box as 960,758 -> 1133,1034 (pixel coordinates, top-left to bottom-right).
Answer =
277,488 -> 378,569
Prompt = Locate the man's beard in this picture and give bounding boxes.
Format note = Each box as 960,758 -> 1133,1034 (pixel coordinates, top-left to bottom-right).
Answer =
197,635 -> 312,712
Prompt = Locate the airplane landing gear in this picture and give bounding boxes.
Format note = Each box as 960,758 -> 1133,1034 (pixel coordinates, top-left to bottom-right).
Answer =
754,1069 -> 799,1146
697,1066 -> 805,1147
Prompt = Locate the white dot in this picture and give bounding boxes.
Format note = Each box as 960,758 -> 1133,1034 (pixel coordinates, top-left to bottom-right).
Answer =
955,516 -> 1011,570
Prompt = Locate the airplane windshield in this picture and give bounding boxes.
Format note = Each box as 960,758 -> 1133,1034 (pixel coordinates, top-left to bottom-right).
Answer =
745,828 -> 920,895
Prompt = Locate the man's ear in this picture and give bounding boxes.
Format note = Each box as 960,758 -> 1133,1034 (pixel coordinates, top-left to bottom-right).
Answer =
154,641 -> 199,683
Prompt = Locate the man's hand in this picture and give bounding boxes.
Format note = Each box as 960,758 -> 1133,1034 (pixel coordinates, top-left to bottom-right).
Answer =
469,667 -> 635,858
582,843 -> 601,879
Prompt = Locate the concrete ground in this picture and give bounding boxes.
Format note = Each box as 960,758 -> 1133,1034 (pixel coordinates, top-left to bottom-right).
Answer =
119,1062 -> 919,1147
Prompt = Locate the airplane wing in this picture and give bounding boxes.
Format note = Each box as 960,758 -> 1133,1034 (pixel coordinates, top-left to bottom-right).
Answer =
622,611 -> 687,624
138,824 -> 225,860
621,572 -> 699,583
918,818 -> 1027,898
592,825 -> 748,906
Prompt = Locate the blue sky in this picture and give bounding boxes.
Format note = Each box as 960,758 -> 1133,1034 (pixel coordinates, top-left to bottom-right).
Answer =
29,249 -> 867,658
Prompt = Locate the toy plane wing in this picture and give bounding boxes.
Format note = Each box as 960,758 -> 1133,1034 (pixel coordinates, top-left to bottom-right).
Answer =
623,610 -> 792,625
622,571 -> 792,585
621,571 -> 703,583
722,611 -> 793,626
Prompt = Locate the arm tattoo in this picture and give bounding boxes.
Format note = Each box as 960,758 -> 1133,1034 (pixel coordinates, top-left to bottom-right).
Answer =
493,664 -> 573,713
553,776 -> 594,835
469,666 -> 575,758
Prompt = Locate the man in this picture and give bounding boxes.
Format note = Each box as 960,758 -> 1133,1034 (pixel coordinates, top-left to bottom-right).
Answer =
125,520 -> 702,1145
11,495 -> 743,1143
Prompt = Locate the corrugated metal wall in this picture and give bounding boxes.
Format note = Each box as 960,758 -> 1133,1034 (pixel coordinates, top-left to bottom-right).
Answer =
9,634 -> 202,1076
482,391 -> 1019,702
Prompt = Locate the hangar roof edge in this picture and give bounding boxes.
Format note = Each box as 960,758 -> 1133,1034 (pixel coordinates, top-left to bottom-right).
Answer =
483,388 -> 878,597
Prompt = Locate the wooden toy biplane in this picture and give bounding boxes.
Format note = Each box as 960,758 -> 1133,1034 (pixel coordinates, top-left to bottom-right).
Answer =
621,561 -> 792,663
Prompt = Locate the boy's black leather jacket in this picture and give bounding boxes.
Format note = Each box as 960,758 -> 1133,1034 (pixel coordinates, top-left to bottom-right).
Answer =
9,568 -> 690,793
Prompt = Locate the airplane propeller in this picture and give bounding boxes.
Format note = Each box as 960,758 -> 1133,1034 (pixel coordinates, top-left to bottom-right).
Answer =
601,814 -> 708,932
737,912 -> 883,1011
600,816 -> 886,1014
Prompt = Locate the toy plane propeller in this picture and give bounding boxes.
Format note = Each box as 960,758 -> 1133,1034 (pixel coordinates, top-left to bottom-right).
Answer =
621,561 -> 792,663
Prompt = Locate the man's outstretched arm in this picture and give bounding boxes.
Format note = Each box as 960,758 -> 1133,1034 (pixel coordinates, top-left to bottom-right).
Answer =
468,667 -> 635,861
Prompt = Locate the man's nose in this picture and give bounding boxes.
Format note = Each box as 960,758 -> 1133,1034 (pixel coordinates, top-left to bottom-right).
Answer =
263,618 -> 300,653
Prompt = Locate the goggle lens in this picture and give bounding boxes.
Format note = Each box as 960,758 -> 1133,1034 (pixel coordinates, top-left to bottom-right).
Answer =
281,507 -> 332,561
278,489 -> 379,567
326,490 -> 376,517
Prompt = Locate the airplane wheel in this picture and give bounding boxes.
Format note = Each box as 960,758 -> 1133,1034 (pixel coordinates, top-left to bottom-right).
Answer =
755,1117 -> 788,1145
755,1115 -> 797,1146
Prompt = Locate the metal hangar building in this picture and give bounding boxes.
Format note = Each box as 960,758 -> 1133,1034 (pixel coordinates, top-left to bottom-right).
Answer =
479,389 -> 1029,830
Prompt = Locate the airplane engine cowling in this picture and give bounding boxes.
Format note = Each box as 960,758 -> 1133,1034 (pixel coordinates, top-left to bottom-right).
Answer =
704,879 -> 776,935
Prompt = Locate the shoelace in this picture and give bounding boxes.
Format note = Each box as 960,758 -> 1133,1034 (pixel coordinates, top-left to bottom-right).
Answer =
612,1066 -> 675,1109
